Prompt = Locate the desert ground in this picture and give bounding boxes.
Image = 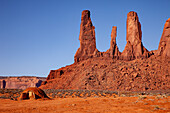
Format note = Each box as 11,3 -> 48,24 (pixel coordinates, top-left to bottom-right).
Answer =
0,95 -> 169,113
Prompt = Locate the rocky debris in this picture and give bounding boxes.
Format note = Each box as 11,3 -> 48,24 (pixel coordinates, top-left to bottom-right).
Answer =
106,26 -> 121,58
0,76 -> 46,89
74,10 -> 97,63
157,18 -> 170,57
40,56 -> 170,91
121,11 -> 150,60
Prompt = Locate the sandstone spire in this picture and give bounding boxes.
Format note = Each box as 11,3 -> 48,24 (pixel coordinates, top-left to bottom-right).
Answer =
157,18 -> 170,57
74,10 -> 97,63
107,26 -> 121,58
121,11 -> 149,60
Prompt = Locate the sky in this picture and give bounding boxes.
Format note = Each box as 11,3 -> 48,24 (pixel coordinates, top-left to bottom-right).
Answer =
0,0 -> 170,77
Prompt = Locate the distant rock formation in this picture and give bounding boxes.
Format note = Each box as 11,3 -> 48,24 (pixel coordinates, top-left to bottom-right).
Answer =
121,11 -> 150,60
157,18 -> 170,57
0,76 -> 46,89
74,10 -> 97,63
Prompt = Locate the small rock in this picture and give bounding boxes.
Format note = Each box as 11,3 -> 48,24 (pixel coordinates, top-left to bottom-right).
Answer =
71,104 -> 76,106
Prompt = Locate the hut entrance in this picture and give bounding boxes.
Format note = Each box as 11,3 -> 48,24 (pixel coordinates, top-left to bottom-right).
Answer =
20,91 -> 35,100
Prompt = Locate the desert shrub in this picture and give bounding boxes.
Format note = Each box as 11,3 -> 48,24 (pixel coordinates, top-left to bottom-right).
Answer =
69,90 -> 74,96
87,92 -> 91,97
100,92 -> 106,97
153,105 -> 160,110
57,94 -> 63,98
138,95 -> 147,100
52,93 -> 56,98
0,95 -> 9,99
93,90 -> 99,96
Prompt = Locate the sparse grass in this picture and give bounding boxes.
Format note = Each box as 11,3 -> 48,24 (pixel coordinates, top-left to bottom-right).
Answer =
42,89 -> 170,99
155,94 -> 167,99
43,89 -> 118,98
0,89 -> 23,100
0,89 -> 169,99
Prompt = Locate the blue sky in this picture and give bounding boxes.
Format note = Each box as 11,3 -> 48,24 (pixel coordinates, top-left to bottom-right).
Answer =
0,0 -> 169,77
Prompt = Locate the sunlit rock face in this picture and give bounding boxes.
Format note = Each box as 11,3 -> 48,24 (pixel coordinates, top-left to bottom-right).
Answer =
106,26 -> 121,58
74,10 -> 121,63
74,10 -> 97,63
157,18 -> 170,57
121,11 -> 150,60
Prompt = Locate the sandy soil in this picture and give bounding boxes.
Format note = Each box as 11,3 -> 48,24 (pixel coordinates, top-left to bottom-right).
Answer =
0,96 -> 169,113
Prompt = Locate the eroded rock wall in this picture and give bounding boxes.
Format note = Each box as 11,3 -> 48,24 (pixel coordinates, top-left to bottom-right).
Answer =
0,76 -> 46,89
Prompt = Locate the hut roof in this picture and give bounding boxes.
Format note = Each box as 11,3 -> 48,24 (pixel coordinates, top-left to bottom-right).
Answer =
19,87 -> 49,100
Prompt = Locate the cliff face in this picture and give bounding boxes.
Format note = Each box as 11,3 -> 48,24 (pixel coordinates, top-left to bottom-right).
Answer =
157,18 -> 170,57
74,11 -> 121,63
74,10 -> 97,63
121,11 -> 150,60
0,76 -> 46,89
40,10 -> 170,91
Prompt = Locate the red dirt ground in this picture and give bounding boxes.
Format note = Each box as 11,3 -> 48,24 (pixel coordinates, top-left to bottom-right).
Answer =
0,96 -> 169,113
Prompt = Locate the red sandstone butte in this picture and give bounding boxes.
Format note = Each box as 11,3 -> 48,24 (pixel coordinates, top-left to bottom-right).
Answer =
157,18 -> 170,57
121,11 -> 150,60
40,10 -> 170,91
74,10 -> 97,63
74,10 -> 121,62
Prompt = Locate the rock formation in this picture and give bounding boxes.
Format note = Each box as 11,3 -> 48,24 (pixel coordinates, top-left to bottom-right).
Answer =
74,10 -> 151,62
40,10 -> 170,91
121,11 -> 150,60
0,76 -> 46,89
157,18 -> 170,57
40,56 -> 170,91
74,10 -> 97,63
106,26 -> 121,58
